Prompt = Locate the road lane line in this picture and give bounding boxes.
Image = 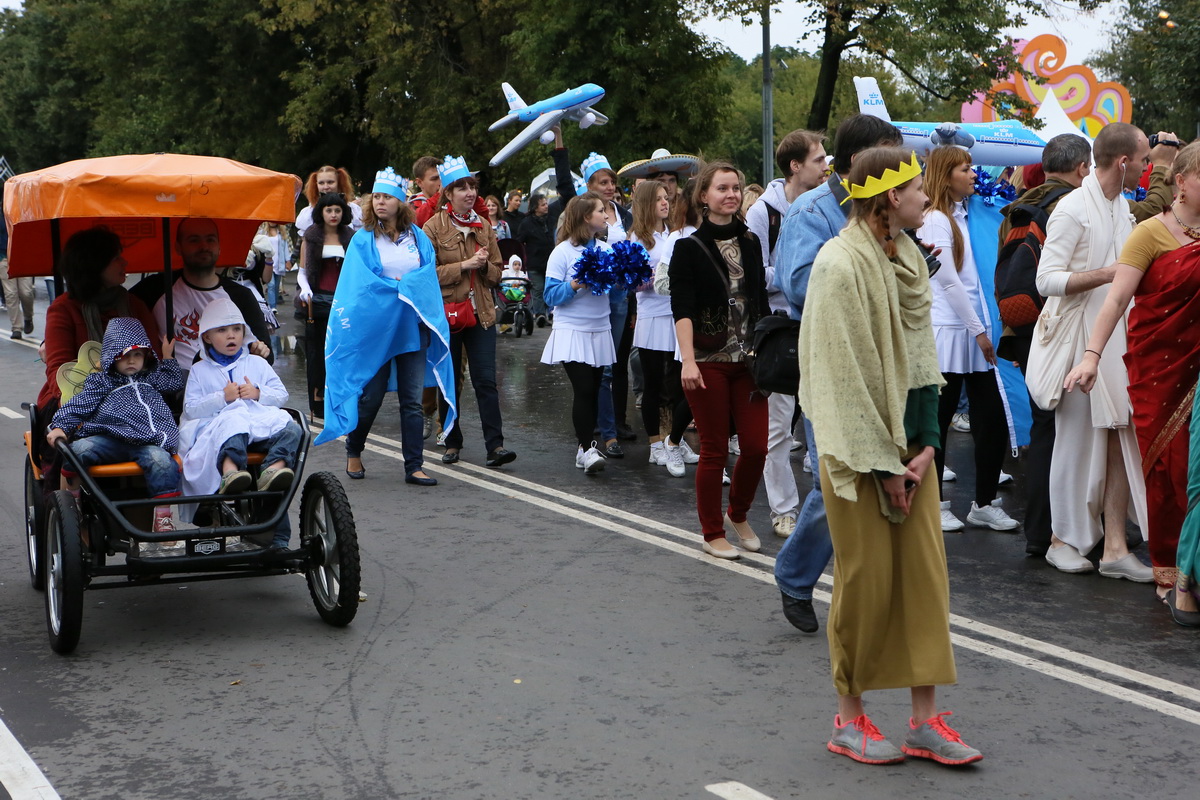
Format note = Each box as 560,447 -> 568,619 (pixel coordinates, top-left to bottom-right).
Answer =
706,782 -> 777,800
0,406 -> 25,419
0,717 -> 61,800
339,429 -> 1200,725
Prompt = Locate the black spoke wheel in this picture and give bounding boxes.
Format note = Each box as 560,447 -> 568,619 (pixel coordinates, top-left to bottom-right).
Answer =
44,490 -> 84,654
25,457 -> 45,591
300,472 -> 360,627
513,309 -> 526,338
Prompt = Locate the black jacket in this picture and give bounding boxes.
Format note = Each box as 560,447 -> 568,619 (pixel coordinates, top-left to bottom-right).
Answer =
546,146 -> 632,232
516,213 -> 555,274
669,218 -> 769,332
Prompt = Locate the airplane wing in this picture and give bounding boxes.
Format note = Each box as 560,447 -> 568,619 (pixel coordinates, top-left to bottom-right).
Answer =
489,109 -> 567,167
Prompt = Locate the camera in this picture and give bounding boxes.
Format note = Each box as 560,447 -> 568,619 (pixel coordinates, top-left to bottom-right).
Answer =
1149,133 -> 1181,149
903,229 -> 943,277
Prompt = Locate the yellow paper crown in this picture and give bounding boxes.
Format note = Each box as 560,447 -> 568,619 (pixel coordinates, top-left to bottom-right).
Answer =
840,151 -> 923,203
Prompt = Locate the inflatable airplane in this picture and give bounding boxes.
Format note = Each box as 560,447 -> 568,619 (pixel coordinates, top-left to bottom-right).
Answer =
854,77 -> 1048,166
488,82 -> 608,167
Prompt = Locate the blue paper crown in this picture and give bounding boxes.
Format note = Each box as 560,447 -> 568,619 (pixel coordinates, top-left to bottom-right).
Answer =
372,166 -> 407,200
437,155 -> 472,186
581,152 -> 612,183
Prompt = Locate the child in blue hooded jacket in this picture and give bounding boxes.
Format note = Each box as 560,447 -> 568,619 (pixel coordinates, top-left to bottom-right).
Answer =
48,317 -> 184,533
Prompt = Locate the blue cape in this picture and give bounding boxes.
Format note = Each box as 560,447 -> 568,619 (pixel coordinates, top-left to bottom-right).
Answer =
314,226 -> 456,446
967,195 -> 1032,448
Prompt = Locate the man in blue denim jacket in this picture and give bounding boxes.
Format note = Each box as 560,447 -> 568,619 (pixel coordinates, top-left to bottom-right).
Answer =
773,114 -> 902,633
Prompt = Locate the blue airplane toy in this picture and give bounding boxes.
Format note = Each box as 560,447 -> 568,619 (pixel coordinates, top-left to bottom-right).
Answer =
488,82 -> 608,167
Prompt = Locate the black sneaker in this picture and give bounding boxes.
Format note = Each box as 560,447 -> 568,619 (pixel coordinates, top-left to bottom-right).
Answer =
604,441 -> 625,458
781,593 -> 818,632
486,448 -> 517,467
23,320 -> 34,334
615,423 -> 637,441
535,315 -> 548,328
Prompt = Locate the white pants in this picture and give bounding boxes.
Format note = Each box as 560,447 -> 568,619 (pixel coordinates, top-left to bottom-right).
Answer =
0,257 -> 35,332
1050,385 -> 1148,555
764,391 -> 800,518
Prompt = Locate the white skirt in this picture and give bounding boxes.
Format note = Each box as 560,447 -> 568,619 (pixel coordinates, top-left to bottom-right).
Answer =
934,325 -> 992,375
540,329 -> 616,367
633,314 -> 676,351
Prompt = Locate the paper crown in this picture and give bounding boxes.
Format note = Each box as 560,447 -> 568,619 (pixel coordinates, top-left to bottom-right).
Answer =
581,152 -> 613,183
372,166 -> 407,200
437,155 -> 472,186
840,151 -> 923,203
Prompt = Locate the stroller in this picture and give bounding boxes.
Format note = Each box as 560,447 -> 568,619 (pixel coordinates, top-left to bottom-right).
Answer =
495,246 -> 534,337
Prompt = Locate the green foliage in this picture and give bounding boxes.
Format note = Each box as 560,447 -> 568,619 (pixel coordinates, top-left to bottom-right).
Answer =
1093,0 -> 1200,137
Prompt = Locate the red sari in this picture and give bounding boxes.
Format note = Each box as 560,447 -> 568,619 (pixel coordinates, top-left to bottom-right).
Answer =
1124,239 -> 1200,586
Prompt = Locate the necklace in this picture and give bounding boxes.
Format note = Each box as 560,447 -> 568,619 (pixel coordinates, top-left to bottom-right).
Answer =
1171,205 -> 1200,240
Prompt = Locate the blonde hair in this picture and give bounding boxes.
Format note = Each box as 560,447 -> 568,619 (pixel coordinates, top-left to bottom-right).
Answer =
558,193 -> 604,246
922,146 -> 973,271
361,193 -> 415,239
846,147 -> 920,260
1170,141 -> 1200,184
630,180 -> 667,247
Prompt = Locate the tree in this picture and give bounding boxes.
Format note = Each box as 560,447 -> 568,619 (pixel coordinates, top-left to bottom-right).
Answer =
693,1 -> 1107,132
1093,0 -> 1200,137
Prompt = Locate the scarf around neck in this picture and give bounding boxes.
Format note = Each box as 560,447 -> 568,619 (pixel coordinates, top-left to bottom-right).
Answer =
446,203 -> 483,229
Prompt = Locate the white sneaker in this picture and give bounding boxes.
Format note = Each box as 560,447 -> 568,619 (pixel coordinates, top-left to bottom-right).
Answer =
951,412 -> 971,433
1046,543 -> 1094,573
728,435 -> 741,455
722,468 -> 731,485
790,438 -> 804,452
772,514 -> 797,538
803,451 -> 813,474
648,441 -> 666,465
998,470 -> 1013,485
967,498 -> 1021,531
677,438 -> 700,464
582,443 -> 607,474
436,430 -> 447,447
663,441 -> 686,477
941,500 -> 964,532
943,465 -> 957,482
575,446 -> 586,469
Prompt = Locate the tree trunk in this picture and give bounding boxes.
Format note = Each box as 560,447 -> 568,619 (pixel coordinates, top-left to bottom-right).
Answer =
807,6 -> 854,131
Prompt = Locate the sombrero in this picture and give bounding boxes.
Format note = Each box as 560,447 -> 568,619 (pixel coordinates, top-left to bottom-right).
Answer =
617,149 -> 702,180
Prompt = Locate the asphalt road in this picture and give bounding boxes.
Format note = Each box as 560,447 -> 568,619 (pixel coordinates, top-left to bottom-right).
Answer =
2,282 -> 1198,799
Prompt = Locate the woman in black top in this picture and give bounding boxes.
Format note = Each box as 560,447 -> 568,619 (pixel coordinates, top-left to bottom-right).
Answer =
669,161 -> 770,559
297,192 -> 354,418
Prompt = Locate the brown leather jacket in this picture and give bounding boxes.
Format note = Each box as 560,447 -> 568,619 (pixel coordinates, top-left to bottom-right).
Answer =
422,211 -> 503,329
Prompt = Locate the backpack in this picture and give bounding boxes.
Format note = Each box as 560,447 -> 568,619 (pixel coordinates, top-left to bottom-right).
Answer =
766,205 -> 783,257
748,312 -> 801,395
994,186 -> 1073,333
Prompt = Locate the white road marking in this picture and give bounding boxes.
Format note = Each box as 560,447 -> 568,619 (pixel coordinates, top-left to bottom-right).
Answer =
0,332 -> 42,351
0,406 -> 25,419
342,427 -> 1200,728
0,716 -> 61,799
706,782 -> 777,800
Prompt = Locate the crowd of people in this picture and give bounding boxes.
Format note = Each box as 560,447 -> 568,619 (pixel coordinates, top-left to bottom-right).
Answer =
24,110 -> 1200,770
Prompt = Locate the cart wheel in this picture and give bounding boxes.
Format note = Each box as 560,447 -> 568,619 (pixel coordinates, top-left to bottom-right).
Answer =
300,472 -> 360,627
44,490 -> 84,654
25,457 -> 45,591
514,309 -> 525,339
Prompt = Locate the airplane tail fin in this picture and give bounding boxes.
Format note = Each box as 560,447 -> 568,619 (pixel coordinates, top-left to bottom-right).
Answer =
853,76 -> 891,122
502,82 -> 527,111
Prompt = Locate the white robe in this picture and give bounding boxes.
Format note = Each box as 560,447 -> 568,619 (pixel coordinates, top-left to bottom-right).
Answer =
179,349 -> 292,511
1035,174 -> 1148,553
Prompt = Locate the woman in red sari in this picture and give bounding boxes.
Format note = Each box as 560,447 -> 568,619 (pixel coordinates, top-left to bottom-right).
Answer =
1065,142 -> 1200,618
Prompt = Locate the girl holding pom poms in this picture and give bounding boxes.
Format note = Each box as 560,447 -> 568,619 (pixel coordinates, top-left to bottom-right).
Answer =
541,193 -> 617,473
669,162 -> 771,558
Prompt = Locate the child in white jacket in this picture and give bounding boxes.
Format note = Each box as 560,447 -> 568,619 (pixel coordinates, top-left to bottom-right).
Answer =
180,298 -> 301,502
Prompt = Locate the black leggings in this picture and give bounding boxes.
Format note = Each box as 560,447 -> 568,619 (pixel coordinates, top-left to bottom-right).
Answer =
639,349 -> 693,440
935,370 -> 1008,505
562,361 -> 604,448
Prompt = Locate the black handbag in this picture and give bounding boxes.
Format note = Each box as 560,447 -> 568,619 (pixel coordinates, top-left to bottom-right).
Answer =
294,291 -> 334,321
748,312 -> 801,395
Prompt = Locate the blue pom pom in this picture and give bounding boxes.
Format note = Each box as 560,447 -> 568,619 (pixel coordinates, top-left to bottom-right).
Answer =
610,240 -> 653,291
972,168 -> 1018,207
571,246 -> 617,295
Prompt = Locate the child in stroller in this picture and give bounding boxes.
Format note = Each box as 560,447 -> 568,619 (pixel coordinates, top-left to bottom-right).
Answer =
496,255 -> 533,337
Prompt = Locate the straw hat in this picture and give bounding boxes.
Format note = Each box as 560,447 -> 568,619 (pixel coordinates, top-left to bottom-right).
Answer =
617,148 -> 702,180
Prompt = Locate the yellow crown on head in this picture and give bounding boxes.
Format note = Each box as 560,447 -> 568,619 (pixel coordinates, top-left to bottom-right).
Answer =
841,151 -> 923,202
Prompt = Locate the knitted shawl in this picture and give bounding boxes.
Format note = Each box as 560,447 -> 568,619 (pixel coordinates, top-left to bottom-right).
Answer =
798,220 -> 944,503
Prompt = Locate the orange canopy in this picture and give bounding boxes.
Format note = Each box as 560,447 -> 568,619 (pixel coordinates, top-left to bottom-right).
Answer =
3,153 -> 302,278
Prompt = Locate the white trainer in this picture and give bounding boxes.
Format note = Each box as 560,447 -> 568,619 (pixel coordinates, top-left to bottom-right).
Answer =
1046,543 -> 1094,573
677,438 -> 700,464
998,470 -> 1013,485
772,514 -> 797,538
967,498 -> 1020,531
722,468 -> 731,485
951,412 -> 971,432
575,446 -> 586,469
941,500 -> 964,532
648,442 -> 666,465
943,466 -> 957,482
803,451 -> 813,474
663,441 -> 687,477
728,435 -> 741,455
582,444 -> 607,474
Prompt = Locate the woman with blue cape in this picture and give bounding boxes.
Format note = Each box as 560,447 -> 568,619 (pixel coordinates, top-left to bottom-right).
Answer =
313,167 -> 456,487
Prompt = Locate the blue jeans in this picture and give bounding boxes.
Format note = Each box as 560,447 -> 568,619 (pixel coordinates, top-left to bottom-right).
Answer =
529,270 -> 548,317
438,323 -> 504,453
67,435 -> 180,497
217,422 -> 303,472
597,293 -> 628,441
346,330 -> 429,476
774,415 -> 832,600
267,273 -> 283,307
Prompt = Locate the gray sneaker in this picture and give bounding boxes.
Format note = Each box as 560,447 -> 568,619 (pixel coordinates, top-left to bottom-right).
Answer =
901,712 -> 982,765
827,714 -> 905,765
